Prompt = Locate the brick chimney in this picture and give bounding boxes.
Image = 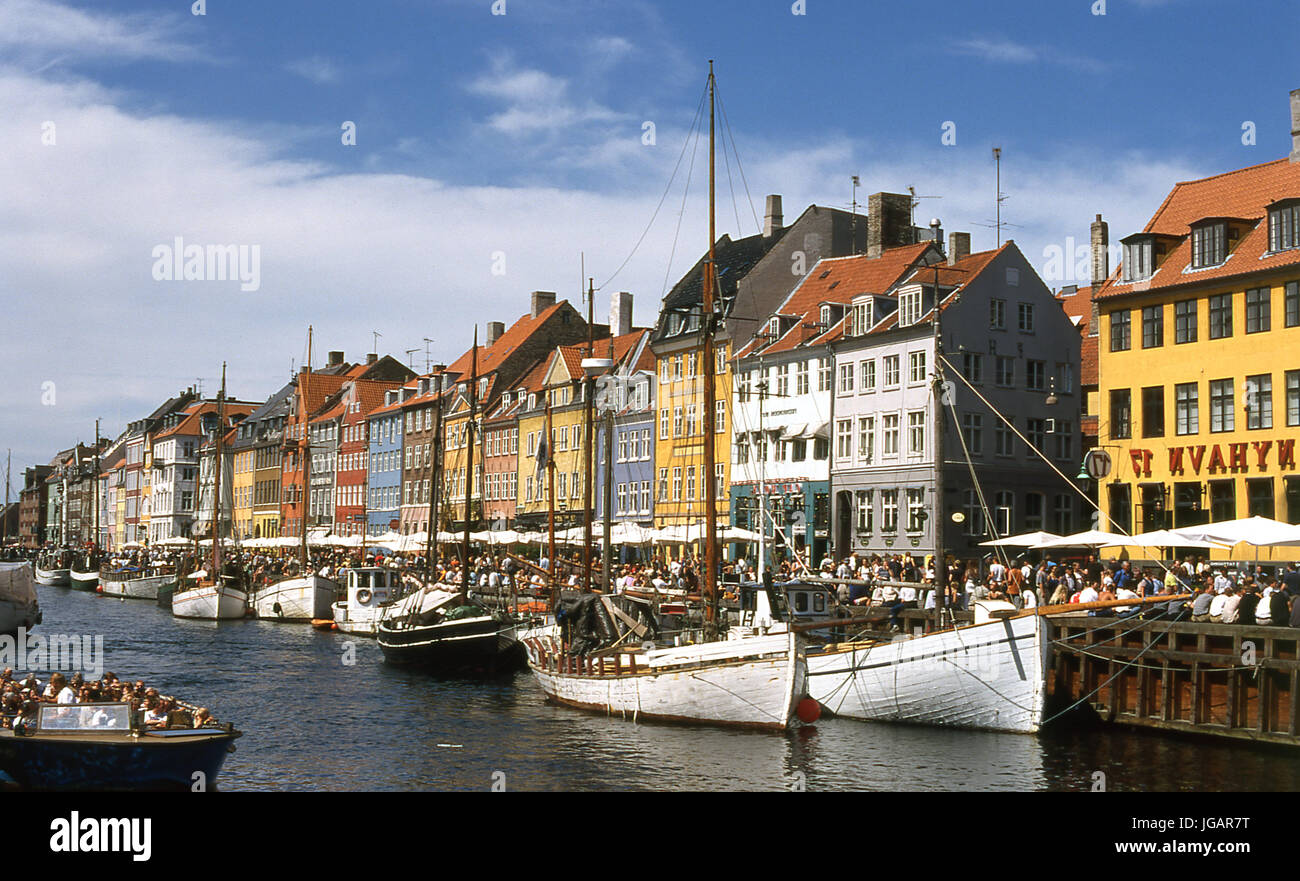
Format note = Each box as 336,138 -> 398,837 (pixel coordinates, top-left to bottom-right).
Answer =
866,192 -> 913,258
530,291 -> 557,318
1090,213 -> 1109,336
947,232 -> 971,266
763,195 -> 784,238
366,353 -> 378,365
327,351 -> 344,367
486,321 -> 505,346
1291,88 -> 1300,164
610,291 -> 634,337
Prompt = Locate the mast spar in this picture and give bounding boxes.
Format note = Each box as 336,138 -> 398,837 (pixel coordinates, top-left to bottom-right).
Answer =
702,60 -> 720,640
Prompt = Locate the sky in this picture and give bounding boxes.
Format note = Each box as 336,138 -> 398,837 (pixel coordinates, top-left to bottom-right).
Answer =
3,0 -> 1299,481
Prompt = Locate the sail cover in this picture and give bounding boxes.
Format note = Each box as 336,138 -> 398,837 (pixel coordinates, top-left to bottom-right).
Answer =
0,562 -> 38,606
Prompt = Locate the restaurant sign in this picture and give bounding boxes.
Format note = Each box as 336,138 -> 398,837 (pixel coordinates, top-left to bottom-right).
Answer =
1127,439 -> 1297,478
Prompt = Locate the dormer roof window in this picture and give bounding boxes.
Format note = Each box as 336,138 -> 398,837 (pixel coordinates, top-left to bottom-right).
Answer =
1190,220 -> 1228,269
1268,199 -> 1300,253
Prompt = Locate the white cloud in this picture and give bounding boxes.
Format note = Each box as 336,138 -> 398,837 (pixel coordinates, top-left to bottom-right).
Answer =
0,0 -> 202,64
285,56 -> 341,85
950,36 -> 1109,73
467,54 -> 627,135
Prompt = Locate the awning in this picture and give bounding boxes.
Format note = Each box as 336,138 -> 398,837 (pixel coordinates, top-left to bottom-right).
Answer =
780,424 -> 807,441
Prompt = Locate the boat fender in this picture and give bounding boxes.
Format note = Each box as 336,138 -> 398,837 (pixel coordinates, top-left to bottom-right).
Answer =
357,588 -> 372,605
273,602 -> 284,617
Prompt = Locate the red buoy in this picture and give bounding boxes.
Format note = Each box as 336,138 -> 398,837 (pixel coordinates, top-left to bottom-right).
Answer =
796,697 -> 822,724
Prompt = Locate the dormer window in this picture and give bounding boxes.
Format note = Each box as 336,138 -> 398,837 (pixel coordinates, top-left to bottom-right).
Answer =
1268,200 -> 1300,252
1190,220 -> 1227,269
897,287 -> 923,327
501,392 -> 511,407
1122,236 -> 1154,282
767,317 -> 780,339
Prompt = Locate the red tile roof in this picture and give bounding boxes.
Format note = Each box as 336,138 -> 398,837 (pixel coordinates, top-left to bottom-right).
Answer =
554,329 -> 649,381
154,401 -> 257,440
867,244 -> 1009,334
1056,284 -> 1099,388
1097,158 -> 1300,300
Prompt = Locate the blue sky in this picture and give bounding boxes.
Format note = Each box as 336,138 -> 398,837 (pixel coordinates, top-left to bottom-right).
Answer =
2,0 -> 1298,476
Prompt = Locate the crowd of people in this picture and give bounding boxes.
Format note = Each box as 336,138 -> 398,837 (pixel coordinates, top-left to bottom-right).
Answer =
0,668 -> 218,732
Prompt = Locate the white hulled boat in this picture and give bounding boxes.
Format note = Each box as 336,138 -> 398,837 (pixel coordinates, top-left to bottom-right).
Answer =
172,573 -> 249,620
34,551 -> 71,587
0,562 -> 41,633
332,567 -> 400,635
252,573 -> 339,622
98,567 -> 176,600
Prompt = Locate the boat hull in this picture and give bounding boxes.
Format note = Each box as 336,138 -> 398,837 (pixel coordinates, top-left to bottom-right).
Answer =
0,729 -> 238,791
332,600 -> 384,636
99,573 -> 174,600
0,564 -> 41,634
804,613 -> 1047,734
34,567 -> 70,587
69,570 -> 100,591
525,631 -> 806,730
251,575 -> 338,621
378,616 -> 525,671
172,584 -> 248,620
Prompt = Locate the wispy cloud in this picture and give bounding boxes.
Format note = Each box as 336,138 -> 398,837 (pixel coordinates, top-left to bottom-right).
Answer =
950,36 -> 1110,73
284,56 -> 341,85
467,54 -> 626,135
0,0 -> 203,64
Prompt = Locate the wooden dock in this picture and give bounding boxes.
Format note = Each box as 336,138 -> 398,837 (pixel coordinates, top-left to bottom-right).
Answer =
1046,614 -> 1300,747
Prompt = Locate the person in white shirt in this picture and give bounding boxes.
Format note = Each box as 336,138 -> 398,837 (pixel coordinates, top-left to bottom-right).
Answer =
1213,571 -> 1232,594
1114,585 -> 1139,614
1209,590 -> 1229,622
989,561 -> 1007,584
1078,584 -> 1100,604
1219,588 -> 1242,624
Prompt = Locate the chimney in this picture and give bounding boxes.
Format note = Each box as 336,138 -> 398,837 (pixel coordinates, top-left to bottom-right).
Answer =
1091,214 -> 1110,288
530,291 -> 557,318
1291,88 -> 1300,163
948,232 -> 971,266
610,291 -> 634,337
486,321 -> 505,346
866,192 -> 913,258
327,351 -> 344,367
763,194 -> 784,238
366,353 -> 378,365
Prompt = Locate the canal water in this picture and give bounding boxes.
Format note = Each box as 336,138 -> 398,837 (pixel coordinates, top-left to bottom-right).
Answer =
25,586 -> 1300,791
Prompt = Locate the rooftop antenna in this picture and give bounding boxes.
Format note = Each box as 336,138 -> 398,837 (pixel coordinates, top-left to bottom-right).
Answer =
423,338 -> 434,374
372,330 -> 382,353
404,348 -> 419,370
851,175 -> 860,254
907,186 -> 942,245
993,147 -> 1005,246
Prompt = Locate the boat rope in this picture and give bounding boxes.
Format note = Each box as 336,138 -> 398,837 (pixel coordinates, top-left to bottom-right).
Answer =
687,671 -> 782,722
939,369 -> 1014,571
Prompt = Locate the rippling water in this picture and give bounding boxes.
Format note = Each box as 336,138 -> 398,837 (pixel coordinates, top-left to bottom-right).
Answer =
26,586 -> 1300,791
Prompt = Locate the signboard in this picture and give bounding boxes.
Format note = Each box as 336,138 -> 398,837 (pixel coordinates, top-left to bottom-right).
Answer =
1085,449 -> 1112,479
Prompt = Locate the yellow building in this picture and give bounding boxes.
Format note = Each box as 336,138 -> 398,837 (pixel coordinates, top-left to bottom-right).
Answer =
230,447 -> 255,541
1097,155 -> 1300,544
651,339 -> 731,531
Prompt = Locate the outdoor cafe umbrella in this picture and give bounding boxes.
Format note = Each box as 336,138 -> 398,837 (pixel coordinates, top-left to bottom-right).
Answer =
980,531 -> 1060,548
1031,529 -> 1131,550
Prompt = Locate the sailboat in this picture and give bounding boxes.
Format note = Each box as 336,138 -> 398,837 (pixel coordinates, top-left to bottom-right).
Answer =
0,453 -> 41,632
70,429 -> 101,591
34,549 -> 71,587
173,364 -> 250,620
523,63 -> 809,730
377,330 -> 526,671
250,329 -> 339,622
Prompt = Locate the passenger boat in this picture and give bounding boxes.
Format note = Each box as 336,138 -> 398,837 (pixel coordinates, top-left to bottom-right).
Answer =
332,567 -> 401,636
98,567 -> 177,600
251,573 -> 338,622
377,583 -> 524,670
0,701 -> 240,791
0,562 -> 41,634
34,552 -> 70,587
69,551 -> 101,592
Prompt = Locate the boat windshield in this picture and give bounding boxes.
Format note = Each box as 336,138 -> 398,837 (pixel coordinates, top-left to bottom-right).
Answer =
37,702 -> 132,733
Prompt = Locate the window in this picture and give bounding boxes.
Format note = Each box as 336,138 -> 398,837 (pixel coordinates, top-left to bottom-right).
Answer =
1288,282 -> 1300,328
1209,379 -> 1234,432
907,411 -> 925,456
909,351 -> 927,384
1026,360 -> 1045,391
672,468 -> 682,501
791,438 -> 806,461
1025,493 -> 1044,531
836,420 -> 852,459
715,400 -> 725,433
1246,287 -> 1271,334
1247,478 -> 1275,519
1018,303 -> 1035,333
1052,494 -> 1073,535
1209,293 -> 1233,339
962,413 -> 983,455
777,363 -> 789,397
881,490 -> 898,533
1110,310 -> 1131,351
1110,389 -> 1132,439
906,489 -> 926,532
1246,374 -> 1273,430
883,415 -> 900,455
962,353 -> 983,384
993,491 -> 1013,535
1175,383 -> 1199,435
1123,238 -> 1153,282
861,360 -> 876,392
1210,480 -> 1235,522
796,361 -> 809,395
857,417 -> 874,463
1139,386 -> 1165,438
899,288 -> 922,327
1055,422 -> 1072,460
685,467 -> 695,500
990,299 -> 1006,329
818,357 -> 831,391
838,363 -> 854,395
1026,418 -> 1045,453
855,490 -> 873,532
1270,202 -> 1300,252
659,409 -> 670,440
684,404 -> 696,437
995,356 -> 1014,387
1191,222 -> 1227,268
1288,371 -> 1300,427
1174,299 -> 1197,344
1141,306 -> 1163,348
962,490 -> 984,536
883,355 -> 900,388
995,419 -> 1014,456
673,407 -> 683,437
658,468 -> 668,501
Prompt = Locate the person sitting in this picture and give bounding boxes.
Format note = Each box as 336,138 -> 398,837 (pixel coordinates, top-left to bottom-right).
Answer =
1190,585 -> 1214,623
1237,585 -> 1260,627
1219,587 -> 1242,624
1209,588 -> 1230,623
142,697 -> 168,729
1270,588 -> 1292,628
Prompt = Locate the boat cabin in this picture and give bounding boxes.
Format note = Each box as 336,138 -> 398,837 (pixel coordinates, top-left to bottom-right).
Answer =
344,567 -> 399,607
735,580 -> 839,630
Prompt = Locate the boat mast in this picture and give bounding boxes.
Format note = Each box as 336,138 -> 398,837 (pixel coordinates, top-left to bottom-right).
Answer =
212,363 -> 226,580
931,266 -> 947,627
702,60 -> 720,639
92,420 -> 99,554
583,279 -> 595,593
426,364 -> 446,579
460,328 -> 478,599
3,449 -> 9,550
300,326 -> 312,574
546,393 -> 556,605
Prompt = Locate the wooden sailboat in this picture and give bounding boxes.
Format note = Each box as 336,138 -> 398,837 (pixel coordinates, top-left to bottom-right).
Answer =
251,328 -> 339,621
173,364 -> 249,620
377,328 -> 526,671
71,424 -> 101,591
0,452 -> 41,633
524,63 -> 809,730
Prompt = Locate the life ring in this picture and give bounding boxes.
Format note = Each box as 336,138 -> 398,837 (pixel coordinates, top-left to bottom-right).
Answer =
356,588 -> 373,605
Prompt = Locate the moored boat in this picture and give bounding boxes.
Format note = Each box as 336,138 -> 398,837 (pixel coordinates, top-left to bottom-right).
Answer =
34,552 -> 71,587
332,567 -> 400,636
0,562 -> 41,634
171,576 -> 248,620
251,573 -> 338,622
69,569 -> 99,591
377,584 -> 524,670
98,567 -> 176,600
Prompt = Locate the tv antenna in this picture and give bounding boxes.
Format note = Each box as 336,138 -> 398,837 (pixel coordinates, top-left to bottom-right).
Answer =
372,330 -> 382,353
423,338 -> 434,374
907,186 -> 942,244
405,348 -> 419,370
972,148 -> 1021,245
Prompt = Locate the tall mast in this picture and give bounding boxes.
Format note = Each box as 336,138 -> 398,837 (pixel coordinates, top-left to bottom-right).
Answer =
460,328 -> 478,598
546,393 -> 556,605
932,266 -> 947,627
92,420 -> 99,552
583,278 -> 595,593
3,450 -> 9,550
300,326 -> 312,572
426,365 -> 446,578
212,363 -> 226,579
702,61 -> 720,638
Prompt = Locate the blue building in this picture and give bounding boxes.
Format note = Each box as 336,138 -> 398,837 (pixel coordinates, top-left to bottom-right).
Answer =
367,387 -> 407,536
595,353 -> 656,561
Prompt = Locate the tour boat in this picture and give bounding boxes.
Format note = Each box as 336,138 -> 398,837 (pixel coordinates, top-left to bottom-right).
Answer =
98,567 -> 176,600
377,583 -> 524,670
0,562 -> 41,634
0,701 -> 240,791
171,575 -> 249,620
251,573 -> 339,622
69,568 -> 99,591
34,553 -> 70,587
332,567 -> 401,636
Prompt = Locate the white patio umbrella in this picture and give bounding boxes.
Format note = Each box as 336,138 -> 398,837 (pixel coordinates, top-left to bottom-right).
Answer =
610,523 -> 656,544
1031,529 -> 1132,550
1169,516 -> 1300,548
980,531 -> 1060,548
1124,528 -> 1233,550
720,525 -> 763,542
